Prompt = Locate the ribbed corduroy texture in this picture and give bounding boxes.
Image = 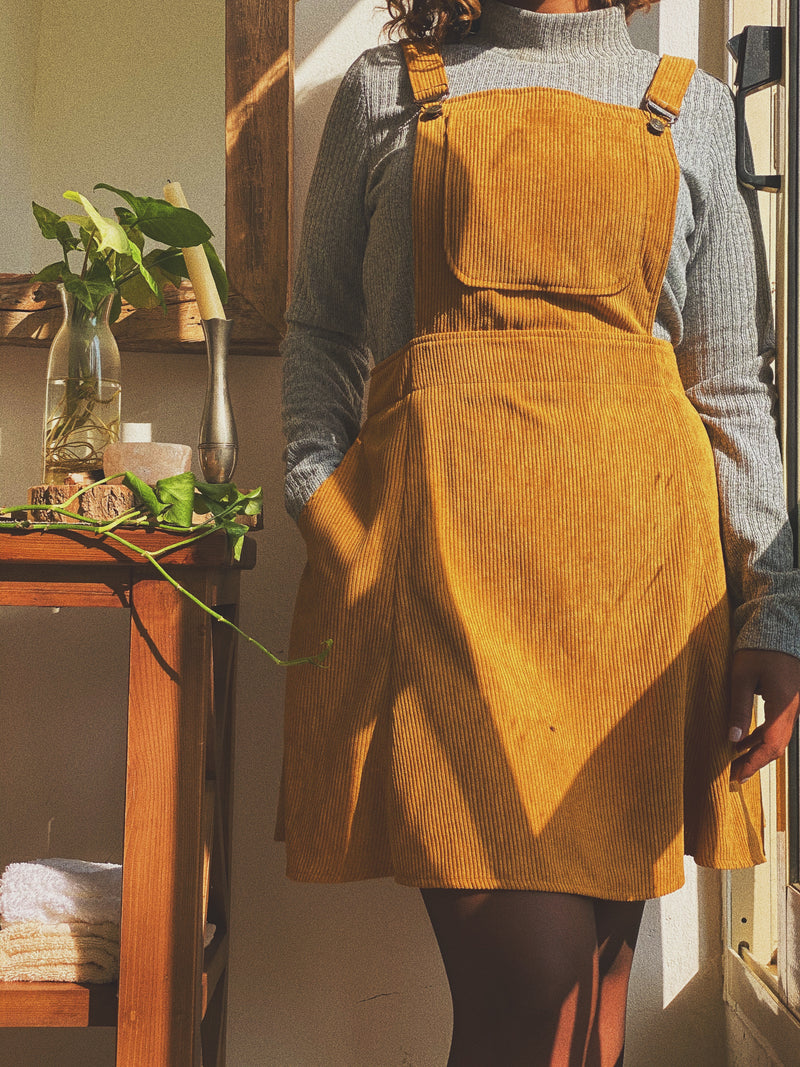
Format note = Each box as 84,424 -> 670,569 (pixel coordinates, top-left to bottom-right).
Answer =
401,40 -> 450,102
277,52 -> 765,897
418,88 -> 677,335
647,55 -> 696,117
281,3 -> 800,662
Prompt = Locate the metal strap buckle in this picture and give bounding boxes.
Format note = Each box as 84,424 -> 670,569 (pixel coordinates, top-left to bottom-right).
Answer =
645,100 -> 677,135
419,92 -> 449,121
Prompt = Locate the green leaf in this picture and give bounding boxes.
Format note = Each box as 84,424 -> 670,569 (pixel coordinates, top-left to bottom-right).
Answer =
63,191 -> 129,254
117,271 -> 163,310
194,481 -> 234,504
32,202 -> 64,239
155,472 -> 196,527
194,481 -> 239,517
85,257 -> 113,284
31,261 -> 67,283
57,226 -> 81,256
139,202 -> 212,247
114,206 -> 137,227
61,274 -> 116,315
93,183 -> 148,214
224,521 -> 247,561
202,242 -> 228,305
126,240 -> 158,291
113,240 -> 162,311
109,291 -> 122,324
94,183 -> 212,246
239,486 -> 263,516
195,482 -> 262,514
60,214 -> 94,227
163,251 -> 190,282
123,471 -> 162,516
122,224 -> 145,252
143,248 -> 184,288
32,203 -> 80,256
115,249 -> 166,309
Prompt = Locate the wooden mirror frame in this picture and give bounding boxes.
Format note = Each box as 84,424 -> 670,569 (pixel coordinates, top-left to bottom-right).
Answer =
0,0 -> 292,357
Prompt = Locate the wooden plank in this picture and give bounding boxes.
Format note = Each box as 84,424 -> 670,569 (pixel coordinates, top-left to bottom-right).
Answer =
117,575 -> 213,1066
226,0 -> 293,345
0,528 -> 256,570
0,277 -> 280,357
201,932 -> 229,1018
0,981 -> 116,1028
0,582 -> 128,608
201,934 -> 230,1067
211,607 -> 239,897
0,564 -> 129,606
203,570 -> 244,609
202,783 -> 216,930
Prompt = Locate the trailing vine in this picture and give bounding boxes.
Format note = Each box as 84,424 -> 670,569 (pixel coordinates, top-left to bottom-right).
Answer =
0,473 -> 330,669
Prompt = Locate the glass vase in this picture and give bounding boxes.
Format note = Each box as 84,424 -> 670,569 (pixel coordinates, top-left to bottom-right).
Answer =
42,284 -> 121,484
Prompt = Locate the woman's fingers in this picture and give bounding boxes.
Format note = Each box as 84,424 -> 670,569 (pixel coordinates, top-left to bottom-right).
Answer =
730,718 -> 792,784
728,649 -> 800,785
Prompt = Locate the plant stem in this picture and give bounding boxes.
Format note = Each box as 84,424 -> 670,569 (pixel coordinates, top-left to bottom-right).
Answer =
0,501 -> 330,669
99,527 -> 330,668
79,228 -> 97,280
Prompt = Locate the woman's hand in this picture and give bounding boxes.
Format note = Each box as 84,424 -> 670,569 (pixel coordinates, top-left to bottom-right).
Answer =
728,649 -> 800,784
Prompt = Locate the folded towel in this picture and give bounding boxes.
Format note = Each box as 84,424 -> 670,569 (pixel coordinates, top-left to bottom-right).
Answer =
0,921 -> 120,983
0,860 -> 122,926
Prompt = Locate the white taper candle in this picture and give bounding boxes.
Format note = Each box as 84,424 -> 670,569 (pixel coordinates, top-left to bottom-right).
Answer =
162,181 -> 226,321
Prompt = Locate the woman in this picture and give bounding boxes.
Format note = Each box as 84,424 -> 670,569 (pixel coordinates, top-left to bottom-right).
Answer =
278,0 -> 800,1062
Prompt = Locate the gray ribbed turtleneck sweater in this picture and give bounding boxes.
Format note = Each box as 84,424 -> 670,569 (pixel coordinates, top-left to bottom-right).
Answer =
281,0 -> 800,658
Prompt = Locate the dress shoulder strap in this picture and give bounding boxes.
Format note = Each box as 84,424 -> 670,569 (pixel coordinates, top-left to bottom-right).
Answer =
644,55 -> 697,133
401,40 -> 450,104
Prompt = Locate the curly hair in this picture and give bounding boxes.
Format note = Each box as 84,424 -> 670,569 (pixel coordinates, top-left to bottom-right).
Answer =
385,1 -> 650,45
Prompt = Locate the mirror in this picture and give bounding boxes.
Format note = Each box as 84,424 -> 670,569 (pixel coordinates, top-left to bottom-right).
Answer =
0,0 -> 292,357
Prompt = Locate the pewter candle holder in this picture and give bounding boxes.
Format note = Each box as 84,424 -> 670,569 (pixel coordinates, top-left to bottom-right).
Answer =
199,317 -> 238,483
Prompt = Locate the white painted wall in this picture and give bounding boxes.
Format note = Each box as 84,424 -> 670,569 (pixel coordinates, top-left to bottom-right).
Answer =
0,1 -> 745,1064
0,0 -> 42,273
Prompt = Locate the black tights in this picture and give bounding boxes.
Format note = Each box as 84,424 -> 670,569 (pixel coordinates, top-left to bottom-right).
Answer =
421,889 -> 645,1067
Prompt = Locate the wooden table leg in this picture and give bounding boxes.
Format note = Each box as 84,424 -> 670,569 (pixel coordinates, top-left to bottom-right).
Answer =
201,599 -> 240,1066
116,574 -> 214,1067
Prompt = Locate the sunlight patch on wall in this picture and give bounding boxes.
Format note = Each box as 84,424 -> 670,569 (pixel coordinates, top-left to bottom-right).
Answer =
658,0 -> 699,61
661,857 -> 702,1008
293,0 -> 386,254
295,1 -> 385,99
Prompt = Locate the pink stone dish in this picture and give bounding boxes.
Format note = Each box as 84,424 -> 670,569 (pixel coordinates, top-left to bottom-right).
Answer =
103,442 -> 192,486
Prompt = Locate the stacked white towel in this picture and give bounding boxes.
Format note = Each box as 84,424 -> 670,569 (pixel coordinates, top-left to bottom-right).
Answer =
0,859 -> 122,926
0,921 -> 120,983
0,859 -> 216,984
0,859 -> 123,984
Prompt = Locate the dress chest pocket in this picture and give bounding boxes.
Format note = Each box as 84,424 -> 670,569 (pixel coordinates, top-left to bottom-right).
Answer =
443,89 -> 650,295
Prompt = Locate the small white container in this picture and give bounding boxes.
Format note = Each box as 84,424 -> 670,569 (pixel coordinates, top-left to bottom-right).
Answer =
120,422 -> 153,443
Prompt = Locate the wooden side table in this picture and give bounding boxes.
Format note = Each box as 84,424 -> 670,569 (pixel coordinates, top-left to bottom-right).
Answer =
0,527 -> 255,1066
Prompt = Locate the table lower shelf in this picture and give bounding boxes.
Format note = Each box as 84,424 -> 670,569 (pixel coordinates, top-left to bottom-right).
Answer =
0,980 -> 117,1028
0,933 -> 228,1030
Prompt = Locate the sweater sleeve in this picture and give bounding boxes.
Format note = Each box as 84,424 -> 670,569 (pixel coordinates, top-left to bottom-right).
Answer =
281,55 -> 373,522
674,83 -> 800,658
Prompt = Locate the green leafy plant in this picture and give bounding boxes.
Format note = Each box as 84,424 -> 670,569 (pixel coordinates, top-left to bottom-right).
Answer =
34,184 -> 228,483
0,474 -> 330,669
32,183 -> 228,322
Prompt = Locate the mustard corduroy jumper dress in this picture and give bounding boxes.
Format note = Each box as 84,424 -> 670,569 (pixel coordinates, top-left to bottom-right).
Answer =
277,46 -> 765,900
